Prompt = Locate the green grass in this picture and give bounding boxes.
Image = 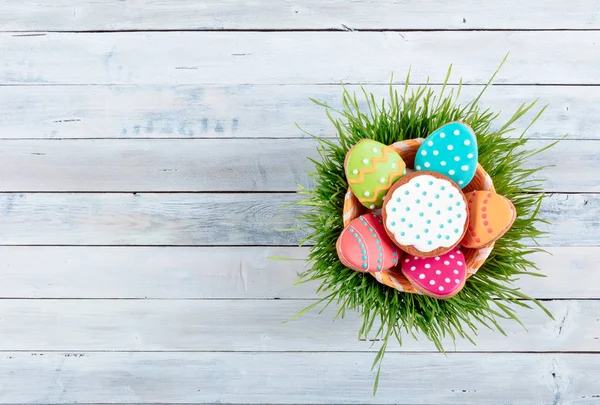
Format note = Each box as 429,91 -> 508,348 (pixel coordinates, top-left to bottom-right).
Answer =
292,57 -> 557,393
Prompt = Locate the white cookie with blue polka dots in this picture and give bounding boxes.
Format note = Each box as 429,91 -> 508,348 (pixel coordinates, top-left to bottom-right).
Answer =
383,172 -> 468,257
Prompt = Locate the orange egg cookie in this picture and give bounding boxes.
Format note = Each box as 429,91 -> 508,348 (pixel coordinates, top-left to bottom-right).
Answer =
461,191 -> 516,249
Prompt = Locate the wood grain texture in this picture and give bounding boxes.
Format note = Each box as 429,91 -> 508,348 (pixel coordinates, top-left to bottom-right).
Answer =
1,0 -> 599,30
0,352 -> 598,404
0,192 -> 594,246
2,32 -> 600,85
0,299 -> 595,352
0,84 -> 582,140
0,246 -> 593,299
0,139 -> 587,192
0,139 -> 317,192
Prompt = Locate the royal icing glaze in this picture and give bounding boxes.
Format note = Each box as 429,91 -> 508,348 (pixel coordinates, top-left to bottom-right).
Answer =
462,191 -> 516,248
401,247 -> 466,298
337,213 -> 400,273
415,122 -> 478,188
345,139 -> 406,209
384,174 -> 467,253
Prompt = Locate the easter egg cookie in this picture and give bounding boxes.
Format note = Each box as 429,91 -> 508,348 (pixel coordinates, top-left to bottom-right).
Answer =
336,213 -> 401,273
345,139 -> 407,209
462,191 -> 516,249
383,171 -> 468,257
401,247 -> 467,299
415,122 -> 478,188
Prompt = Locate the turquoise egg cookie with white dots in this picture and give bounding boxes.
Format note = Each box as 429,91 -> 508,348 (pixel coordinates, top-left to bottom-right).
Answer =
414,121 -> 478,188
382,171 -> 468,257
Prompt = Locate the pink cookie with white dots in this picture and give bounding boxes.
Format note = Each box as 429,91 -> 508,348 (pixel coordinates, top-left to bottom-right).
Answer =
401,247 -> 467,299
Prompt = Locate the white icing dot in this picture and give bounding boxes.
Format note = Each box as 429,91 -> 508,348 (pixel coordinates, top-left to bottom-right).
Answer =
435,257 -> 440,261
410,266 -> 416,271
461,165 -> 469,171
455,279 -> 460,283
458,180 -> 464,185
445,278 -> 451,283
380,177 -> 386,183
414,256 -> 419,260
464,140 -> 471,146
362,158 -> 369,164
447,145 -> 454,151
369,204 -> 375,209
391,163 -> 396,168
439,286 -> 444,291
448,170 -> 455,175
419,274 -> 425,279
453,269 -> 459,274
453,130 -> 460,135
440,161 -> 446,166
435,270 -> 441,275
427,141 -> 433,146
433,150 -> 439,156
467,153 -> 474,159
444,261 -> 450,265
429,280 -> 436,285
416,165 -> 422,170
364,191 -> 370,197
425,264 -> 431,269
440,132 -> 446,138
421,150 -> 427,156
454,156 -> 460,162
449,255 -> 455,259
405,259 -> 410,263
352,169 -> 358,175
372,147 -> 378,153
457,261 -> 463,265
424,162 -> 431,168
457,251 -> 462,255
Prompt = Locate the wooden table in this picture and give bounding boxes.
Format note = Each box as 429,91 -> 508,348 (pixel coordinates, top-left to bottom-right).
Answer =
0,1 -> 599,404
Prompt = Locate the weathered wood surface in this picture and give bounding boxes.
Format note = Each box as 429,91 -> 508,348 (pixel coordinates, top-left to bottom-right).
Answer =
0,84 -> 583,140
1,0 -> 599,31
0,299 -> 595,352
2,2 -> 599,404
0,246 -> 593,299
0,192 -> 594,246
0,352 -> 597,404
2,32 -> 600,85
0,139 -> 588,192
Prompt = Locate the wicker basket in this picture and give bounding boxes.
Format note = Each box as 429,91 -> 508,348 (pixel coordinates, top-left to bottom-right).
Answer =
342,138 -> 496,294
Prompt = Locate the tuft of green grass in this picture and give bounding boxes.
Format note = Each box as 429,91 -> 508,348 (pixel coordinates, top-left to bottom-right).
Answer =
293,57 -> 557,394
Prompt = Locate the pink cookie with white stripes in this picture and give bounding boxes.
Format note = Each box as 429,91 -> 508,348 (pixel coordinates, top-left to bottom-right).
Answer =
336,213 -> 400,273
400,247 -> 467,299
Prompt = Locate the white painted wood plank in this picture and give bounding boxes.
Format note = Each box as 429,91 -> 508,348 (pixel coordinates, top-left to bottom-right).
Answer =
0,352 -> 597,404
0,299 -> 595,352
1,32 -> 599,85
0,193 -> 593,246
1,0 -> 599,30
0,84 -> 583,140
0,139 -> 317,192
0,247 -> 594,299
0,139 -> 586,192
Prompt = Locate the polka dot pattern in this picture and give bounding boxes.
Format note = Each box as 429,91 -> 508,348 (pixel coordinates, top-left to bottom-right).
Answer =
414,122 -> 478,188
384,174 -> 467,253
401,247 -> 467,298
461,191 -> 516,248
337,213 -> 400,273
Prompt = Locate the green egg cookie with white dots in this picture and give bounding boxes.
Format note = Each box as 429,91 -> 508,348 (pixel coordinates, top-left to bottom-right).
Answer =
344,139 -> 406,209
